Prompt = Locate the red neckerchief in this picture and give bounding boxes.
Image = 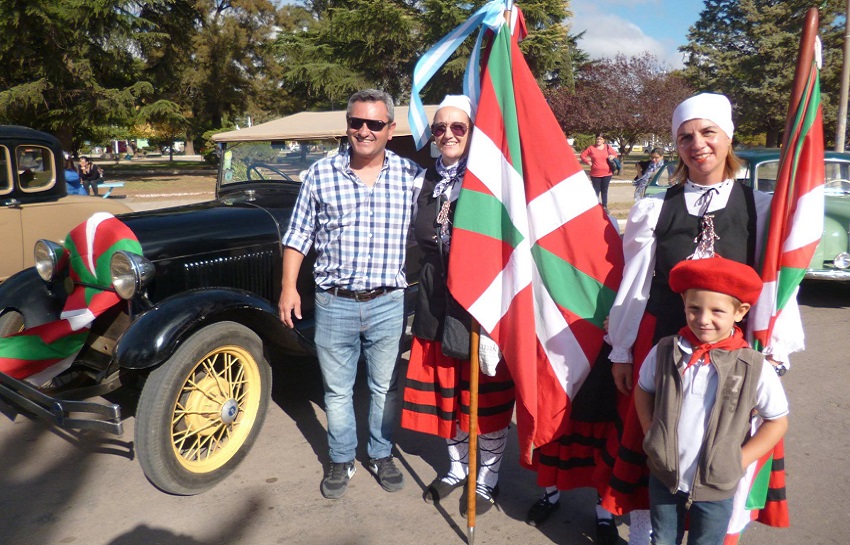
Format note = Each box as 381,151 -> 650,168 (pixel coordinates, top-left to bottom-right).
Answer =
677,325 -> 749,374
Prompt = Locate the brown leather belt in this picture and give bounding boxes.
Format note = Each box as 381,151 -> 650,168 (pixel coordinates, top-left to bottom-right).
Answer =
331,287 -> 395,302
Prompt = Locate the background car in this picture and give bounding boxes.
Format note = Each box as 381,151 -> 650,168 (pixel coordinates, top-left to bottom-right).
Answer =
639,148 -> 850,280
0,126 -> 131,281
0,124 -> 422,496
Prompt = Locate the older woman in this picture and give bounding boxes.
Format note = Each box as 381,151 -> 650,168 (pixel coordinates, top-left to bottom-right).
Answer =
400,95 -> 514,518
598,93 -> 804,544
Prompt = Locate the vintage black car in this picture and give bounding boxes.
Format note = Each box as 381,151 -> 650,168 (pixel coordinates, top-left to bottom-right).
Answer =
0,115 -> 424,495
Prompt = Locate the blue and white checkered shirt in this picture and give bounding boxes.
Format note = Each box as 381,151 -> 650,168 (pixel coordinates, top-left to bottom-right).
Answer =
283,149 -> 425,291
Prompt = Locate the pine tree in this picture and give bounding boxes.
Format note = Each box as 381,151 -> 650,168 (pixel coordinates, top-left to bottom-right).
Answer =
681,0 -> 844,146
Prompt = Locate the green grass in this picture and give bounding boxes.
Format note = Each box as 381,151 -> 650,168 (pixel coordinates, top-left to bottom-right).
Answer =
107,161 -> 214,172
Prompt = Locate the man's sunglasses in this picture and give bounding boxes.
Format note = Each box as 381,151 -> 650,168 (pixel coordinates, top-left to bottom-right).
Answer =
431,122 -> 469,138
347,117 -> 389,131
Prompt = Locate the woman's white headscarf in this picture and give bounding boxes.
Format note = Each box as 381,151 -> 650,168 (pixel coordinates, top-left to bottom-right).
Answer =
672,93 -> 734,139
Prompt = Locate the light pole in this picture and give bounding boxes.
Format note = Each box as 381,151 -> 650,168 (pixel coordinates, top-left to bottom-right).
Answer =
835,0 -> 850,151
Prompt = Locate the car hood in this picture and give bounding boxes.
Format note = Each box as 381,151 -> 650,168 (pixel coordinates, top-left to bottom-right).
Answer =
826,194 -> 850,224
118,193 -> 293,261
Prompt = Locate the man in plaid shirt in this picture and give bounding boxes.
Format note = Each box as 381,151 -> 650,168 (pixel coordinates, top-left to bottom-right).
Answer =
279,89 -> 425,499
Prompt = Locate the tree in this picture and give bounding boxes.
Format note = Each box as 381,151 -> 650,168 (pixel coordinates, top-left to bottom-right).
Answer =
136,100 -> 189,161
275,0 -> 583,108
546,53 -> 693,155
514,0 -> 577,89
276,0 -> 421,108
681,0 -> 845,147
0,0 -> 151,150
137,0 -> 289,153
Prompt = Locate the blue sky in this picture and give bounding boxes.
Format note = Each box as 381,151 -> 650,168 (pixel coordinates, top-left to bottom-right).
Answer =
570,0 -> 706,68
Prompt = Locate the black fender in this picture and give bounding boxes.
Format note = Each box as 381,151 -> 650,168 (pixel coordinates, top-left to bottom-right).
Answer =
0,268 -> 66,328
115,288 -> 310,370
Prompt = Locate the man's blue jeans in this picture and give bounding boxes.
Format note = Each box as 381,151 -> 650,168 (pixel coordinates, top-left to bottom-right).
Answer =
649,475 -> 734,545
314,288 -> 405,463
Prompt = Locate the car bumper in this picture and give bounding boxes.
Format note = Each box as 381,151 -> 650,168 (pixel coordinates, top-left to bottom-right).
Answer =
804,268 -> 850,281
0,371 -> 123,435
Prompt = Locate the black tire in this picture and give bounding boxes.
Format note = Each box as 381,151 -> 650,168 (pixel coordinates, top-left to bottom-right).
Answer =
0,311 -> 25,337
135,321 -> 271,495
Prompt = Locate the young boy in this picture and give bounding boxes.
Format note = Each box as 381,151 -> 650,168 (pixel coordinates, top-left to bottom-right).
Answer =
633,256 -> 789,545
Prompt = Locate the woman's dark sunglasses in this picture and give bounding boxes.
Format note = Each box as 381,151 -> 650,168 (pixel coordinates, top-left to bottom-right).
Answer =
347,117 -> 389,131
431,122 -> 468,138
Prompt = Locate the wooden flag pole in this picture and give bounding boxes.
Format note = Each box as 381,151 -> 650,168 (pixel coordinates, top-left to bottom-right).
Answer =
467,4 -> 515,544
466,320 -> 480,545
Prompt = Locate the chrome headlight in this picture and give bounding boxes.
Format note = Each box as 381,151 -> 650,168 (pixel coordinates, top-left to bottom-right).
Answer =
834,252 -> 850,270
34,240 -> 67,282
110,251 -> 155,299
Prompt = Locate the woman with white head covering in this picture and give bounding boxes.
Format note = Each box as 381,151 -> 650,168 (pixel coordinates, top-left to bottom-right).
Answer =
400,95 -> 515,518
589,93 -> 804,544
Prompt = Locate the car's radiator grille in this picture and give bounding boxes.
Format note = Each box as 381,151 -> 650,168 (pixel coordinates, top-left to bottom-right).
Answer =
181,250 -> 275,300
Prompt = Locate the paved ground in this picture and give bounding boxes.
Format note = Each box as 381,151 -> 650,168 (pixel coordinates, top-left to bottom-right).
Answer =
1,171 -> 848,545
0,283 -> 847,545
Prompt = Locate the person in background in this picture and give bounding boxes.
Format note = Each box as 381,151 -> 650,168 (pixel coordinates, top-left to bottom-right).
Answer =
635,256 -> 788,545
400,95 -> 515,518
78,156 -> 103,196
633,148 -> 665,202
599,92 -> 804,545
580,133 -> 618,213
278,89 -> 425,500
64,156 -> 86,195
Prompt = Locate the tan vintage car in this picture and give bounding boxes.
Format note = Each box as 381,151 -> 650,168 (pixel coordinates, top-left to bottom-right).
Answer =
0,126 -> 131,281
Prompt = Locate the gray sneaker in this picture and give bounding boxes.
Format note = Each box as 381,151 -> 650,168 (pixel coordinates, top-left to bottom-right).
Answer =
321,461 -> 356,499
368,455 -> 405,492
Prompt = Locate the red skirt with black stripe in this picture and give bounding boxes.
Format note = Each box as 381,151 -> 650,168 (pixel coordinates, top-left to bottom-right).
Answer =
401,336 -> 515,439
524,346 -> 622,493
525,419 -> 621,493
598,313 -> 657,514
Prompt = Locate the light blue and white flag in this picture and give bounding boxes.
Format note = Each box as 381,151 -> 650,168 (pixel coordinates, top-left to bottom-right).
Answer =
408,0 -> 518,150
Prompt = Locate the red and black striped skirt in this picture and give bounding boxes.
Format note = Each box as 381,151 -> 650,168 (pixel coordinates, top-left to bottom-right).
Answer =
401,336 -> 515,439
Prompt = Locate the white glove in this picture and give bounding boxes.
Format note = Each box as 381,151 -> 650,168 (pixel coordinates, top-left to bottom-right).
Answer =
478,332 -> 501,377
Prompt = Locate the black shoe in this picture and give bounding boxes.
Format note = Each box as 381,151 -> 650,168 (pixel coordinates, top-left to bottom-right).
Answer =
596,516 -> 619,545
424,475 -> 466,504
525,491 -> 560,527
460,483 -> 499,518
321,461 -> 355,499
368,455 -> 405,492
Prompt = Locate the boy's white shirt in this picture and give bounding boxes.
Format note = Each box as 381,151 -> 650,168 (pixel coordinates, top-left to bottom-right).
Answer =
638,334 -> 789,493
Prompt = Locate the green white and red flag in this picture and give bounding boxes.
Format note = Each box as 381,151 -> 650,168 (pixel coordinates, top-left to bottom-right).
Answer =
446,17 -> 624,464
0,213 -> 141,385
749,28 -> 824,352
733,9 -> 824,542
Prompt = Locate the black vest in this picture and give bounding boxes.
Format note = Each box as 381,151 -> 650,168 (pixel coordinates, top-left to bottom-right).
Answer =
647,182 -> 757,341
411,167 -> 469,341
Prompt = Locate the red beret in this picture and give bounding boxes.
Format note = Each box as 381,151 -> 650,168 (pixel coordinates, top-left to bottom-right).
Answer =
669,256 -> 763,305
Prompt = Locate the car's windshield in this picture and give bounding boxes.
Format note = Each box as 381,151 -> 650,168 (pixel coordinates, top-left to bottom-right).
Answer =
649,161 -> 677,187
746,158 -> 850,194
219,141 -> 299,187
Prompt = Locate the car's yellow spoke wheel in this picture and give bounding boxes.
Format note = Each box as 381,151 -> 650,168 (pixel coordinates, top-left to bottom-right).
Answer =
170,345 -> 262,473
135,322 -> 271,495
